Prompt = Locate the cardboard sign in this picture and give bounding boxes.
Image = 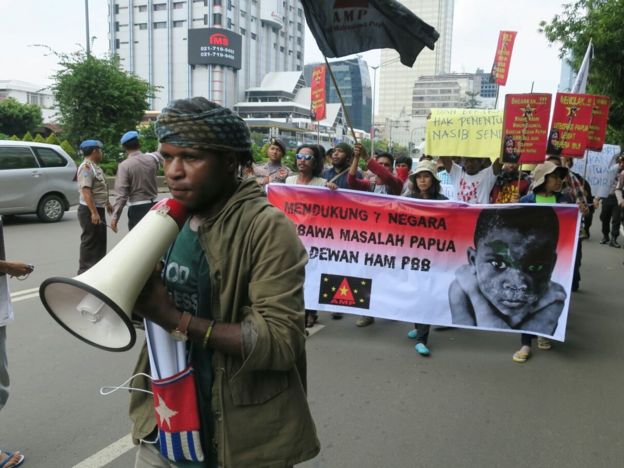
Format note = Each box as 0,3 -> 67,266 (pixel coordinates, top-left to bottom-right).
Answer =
502,93 -> 552,164
310,64 -> 327,121
491,31 -> 517,86
425,109 -> 504,158
550,93 -> 594,157
587,95 -> 610,152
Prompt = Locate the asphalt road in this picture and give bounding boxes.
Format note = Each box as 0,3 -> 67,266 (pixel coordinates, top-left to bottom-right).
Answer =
1,208 -> 623,468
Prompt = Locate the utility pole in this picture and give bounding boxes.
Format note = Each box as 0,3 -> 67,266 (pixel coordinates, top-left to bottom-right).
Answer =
85,0 -> 91,56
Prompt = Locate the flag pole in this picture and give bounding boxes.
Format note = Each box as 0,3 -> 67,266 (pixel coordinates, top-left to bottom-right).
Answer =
324,56 -> 358,144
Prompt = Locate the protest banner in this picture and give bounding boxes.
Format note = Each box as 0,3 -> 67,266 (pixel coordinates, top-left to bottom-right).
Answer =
587,95 -> 610,152
550,93 -> 594,157
268,185 -> 580,341
571,144 -> 621,198
502,93 -> 551,164
491,31 -> 517,86
310,64 -> 327,121
425,108 -> 504,158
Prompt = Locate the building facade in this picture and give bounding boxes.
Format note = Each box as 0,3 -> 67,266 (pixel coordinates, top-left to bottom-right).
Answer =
303,57 -> 372,132
377,0 -> 454,119
109,0 -> 305,111
0,80 -> 56,122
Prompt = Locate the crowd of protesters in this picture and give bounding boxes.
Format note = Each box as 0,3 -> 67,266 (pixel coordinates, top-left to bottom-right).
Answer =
246,137 -> 624,362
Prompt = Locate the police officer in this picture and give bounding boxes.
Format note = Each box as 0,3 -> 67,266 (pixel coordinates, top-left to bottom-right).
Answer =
111,130 -> 162,232
77,139 -> 112,274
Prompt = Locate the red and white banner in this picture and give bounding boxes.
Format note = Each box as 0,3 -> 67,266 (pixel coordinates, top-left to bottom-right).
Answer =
268,185 -> 580,341
550,93 -> 594,157
491,31 -> 517,86
502,93 -> 552,164
310,64 -> 326,121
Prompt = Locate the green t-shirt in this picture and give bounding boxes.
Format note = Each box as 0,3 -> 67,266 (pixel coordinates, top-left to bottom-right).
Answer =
535,194 -> 557,204
165,221 -> 216,467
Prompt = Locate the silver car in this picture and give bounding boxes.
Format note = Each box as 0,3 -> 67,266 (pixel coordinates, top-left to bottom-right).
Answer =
0,140 -> 79,222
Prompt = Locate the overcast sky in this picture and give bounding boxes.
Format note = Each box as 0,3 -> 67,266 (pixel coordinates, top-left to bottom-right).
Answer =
0,0 -> 570,107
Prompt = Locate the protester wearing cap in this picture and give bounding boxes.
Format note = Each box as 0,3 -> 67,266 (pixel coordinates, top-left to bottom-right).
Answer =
111,130 -> 163,232
323,142 -> 361,189
128,97 -> 319,467
249,137 -> 292,187
403,159 -> 448,355
76,139 -> 111,274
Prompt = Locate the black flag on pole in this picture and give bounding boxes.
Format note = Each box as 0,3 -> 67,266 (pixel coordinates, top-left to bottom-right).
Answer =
300,0 -> 440,67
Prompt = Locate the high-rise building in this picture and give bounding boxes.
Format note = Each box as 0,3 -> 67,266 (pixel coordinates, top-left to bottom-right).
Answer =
303,57 -> 372,131
377,0 -> 454,119
109,0 -> 305,111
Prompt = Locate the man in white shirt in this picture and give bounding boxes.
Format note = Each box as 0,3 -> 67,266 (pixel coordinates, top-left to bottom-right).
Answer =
440,157 -> 502,204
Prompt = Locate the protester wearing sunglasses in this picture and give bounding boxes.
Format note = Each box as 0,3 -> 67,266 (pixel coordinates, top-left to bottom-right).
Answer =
286,145 -> 328,187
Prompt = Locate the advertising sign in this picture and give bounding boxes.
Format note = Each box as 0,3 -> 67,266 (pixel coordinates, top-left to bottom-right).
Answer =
188,28 -> 242,70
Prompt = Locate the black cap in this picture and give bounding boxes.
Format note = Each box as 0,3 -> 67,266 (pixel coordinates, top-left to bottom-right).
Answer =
269,137 -> 286,154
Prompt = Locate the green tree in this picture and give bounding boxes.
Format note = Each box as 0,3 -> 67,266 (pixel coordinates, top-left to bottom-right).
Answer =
138,121 -> 158,153
22,131 -> 34,142
46,133 -> 61,145
540,0 -> 624,143
0,97 -> 42,137
60,140 -> 77,160
9,135 -> 20,141
34,134 -> 46,143
51,52 -> 155,159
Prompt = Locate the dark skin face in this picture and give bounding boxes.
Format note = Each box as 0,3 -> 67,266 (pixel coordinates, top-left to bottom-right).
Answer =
160,142 -> 238,217
462,157 -> 484,175
296,147 -> 316,176
468,228 -> 557,325
331,148 -> 350,169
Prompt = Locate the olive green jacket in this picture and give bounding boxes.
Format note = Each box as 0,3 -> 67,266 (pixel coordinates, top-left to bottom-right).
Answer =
129,178 -> 320,467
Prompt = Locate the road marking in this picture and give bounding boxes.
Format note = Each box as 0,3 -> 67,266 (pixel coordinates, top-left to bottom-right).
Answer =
10,287 -> 39,302
306,323 -> 325,337
72,433 -> 134,468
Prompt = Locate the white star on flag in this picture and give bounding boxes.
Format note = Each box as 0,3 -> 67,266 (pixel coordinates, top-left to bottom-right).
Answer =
154,395 -> 178,429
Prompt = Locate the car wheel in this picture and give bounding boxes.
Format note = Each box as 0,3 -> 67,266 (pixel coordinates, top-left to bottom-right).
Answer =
37,194 -> 65,222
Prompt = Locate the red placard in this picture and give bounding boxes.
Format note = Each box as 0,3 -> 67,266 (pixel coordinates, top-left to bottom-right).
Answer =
310,64 -> 326,121
587,95 -> 610,151
491,31 -> 517,86
502,93 -> 552,164
549,93 -> 594,157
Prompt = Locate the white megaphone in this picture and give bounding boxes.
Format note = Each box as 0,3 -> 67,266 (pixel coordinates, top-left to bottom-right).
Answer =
39,198 -> 188,352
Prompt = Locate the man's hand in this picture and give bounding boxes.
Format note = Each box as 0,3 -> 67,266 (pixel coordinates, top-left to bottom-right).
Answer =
106,202 -> 113,215
0,261 -> 32,277
326,182 -> 338,191
90,211 -> 102,225
110,218 -> 118,233
353,143 -> 369,161
593,198 -> 600,209
578,202 -> 589,216
133,263 -> 180,331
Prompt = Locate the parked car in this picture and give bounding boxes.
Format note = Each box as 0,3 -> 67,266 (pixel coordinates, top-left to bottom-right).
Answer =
0,140 -> 79,222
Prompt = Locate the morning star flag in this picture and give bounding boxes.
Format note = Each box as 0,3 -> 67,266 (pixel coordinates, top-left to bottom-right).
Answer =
502,94 -> 552,164
268,185 -> 580,342
300,0 -> 439,67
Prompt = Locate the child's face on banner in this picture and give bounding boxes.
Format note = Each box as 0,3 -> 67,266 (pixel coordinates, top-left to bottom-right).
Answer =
468,227 -> 557,321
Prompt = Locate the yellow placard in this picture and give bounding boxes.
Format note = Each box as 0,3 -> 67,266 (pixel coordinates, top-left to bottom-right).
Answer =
425,108 -> 504,158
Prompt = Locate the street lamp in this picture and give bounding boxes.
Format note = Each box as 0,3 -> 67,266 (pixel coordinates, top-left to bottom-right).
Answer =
84,0 -> 91,56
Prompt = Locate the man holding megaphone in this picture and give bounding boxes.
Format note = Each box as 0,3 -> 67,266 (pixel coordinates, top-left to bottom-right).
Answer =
128,98 -> 319,468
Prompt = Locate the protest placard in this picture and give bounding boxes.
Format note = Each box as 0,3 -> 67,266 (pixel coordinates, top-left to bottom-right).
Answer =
550,93 -> 594,157
425,108 -> 504,158
268,185 -> 580,341
587,95 -> 610,152
571,144 -> 621,198
502,93 -> 551,164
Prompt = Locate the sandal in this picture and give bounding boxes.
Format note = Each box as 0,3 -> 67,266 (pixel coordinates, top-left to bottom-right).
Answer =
512,346 -> 531,363
0,450 -> 24,468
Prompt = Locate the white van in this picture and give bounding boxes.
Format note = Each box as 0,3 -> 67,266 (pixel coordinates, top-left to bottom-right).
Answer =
0,140 -> 79,222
